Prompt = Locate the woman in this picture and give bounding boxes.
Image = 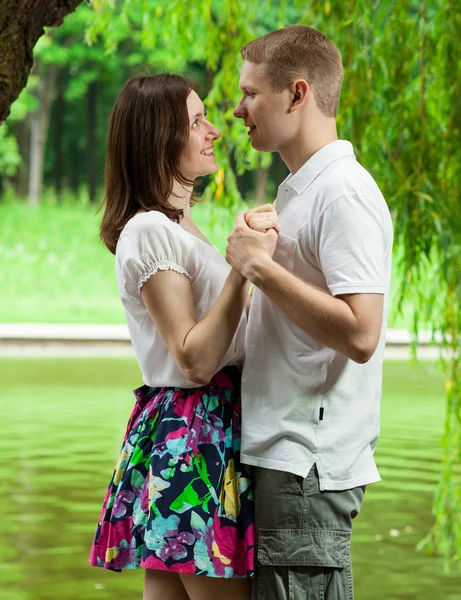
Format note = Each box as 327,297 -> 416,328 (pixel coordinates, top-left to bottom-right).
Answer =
88,73 -> 279,600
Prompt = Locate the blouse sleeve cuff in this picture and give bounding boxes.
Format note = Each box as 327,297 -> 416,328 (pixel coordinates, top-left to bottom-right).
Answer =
137,262 -> 192,293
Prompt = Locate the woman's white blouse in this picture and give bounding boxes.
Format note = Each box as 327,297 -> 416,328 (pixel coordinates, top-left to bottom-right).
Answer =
116,210 -> 246,388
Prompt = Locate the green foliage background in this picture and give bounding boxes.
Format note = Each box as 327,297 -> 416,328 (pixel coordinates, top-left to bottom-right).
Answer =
83,0 -> 461,561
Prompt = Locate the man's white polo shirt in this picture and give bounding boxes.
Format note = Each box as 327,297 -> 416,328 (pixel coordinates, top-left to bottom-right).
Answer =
241,140 -> 393,491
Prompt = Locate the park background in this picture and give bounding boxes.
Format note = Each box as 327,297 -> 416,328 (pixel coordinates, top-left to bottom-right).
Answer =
0,0 -> 460,599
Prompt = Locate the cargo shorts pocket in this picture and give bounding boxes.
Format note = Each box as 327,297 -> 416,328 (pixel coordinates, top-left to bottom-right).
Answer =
256,528 -> 353,600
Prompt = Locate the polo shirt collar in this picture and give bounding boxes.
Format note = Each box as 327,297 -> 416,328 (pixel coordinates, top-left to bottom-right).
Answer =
284,140 -> 355,195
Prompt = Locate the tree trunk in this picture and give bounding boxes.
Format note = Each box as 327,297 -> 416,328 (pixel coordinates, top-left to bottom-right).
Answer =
0,0 -> 83,124
70,140 -> 80,191
254,166 -> 270,205
54,78 -> 64,194
272,153 -> 289,185
87,80 -> 98,203
28,60 -> 58,205
11,114 -> 30,197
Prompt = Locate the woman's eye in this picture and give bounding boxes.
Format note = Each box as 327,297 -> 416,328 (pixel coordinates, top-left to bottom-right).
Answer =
192,119 -> 199,128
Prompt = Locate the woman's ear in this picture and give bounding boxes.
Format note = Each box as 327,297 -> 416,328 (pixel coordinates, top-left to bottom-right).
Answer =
289,79 -> 309,112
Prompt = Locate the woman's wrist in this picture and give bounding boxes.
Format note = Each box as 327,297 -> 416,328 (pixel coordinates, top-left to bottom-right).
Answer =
229,267 -> 247,286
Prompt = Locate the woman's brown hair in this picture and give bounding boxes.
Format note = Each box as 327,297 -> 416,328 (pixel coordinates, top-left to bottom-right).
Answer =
100,73 -> 195,254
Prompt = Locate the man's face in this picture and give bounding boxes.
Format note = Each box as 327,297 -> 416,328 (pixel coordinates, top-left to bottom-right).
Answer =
234,61 -> 292,153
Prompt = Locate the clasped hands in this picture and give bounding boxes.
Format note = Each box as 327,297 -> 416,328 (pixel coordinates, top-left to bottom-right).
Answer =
225,204 -> 279,281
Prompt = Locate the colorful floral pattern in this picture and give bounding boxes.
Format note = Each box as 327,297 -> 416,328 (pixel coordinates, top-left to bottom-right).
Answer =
89,367 -> 254,578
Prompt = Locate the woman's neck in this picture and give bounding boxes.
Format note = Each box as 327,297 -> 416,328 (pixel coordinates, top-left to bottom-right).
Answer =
168,180 -> 194,220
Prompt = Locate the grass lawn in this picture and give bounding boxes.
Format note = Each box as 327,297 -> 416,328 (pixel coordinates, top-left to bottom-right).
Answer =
0,358 -> 460,600
0,198 -> 415,327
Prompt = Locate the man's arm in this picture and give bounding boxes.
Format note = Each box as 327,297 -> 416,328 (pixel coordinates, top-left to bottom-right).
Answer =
248,254 -> 383,363
226,214 -> 384,364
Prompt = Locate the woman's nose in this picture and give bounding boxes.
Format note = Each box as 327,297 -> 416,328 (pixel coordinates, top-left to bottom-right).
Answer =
207,125 -> 221,140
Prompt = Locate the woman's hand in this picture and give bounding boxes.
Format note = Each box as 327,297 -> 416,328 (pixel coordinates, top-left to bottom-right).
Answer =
245,203 -> 280,234
226,213 -> 278,279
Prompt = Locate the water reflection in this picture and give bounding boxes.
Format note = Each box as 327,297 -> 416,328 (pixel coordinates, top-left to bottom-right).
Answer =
0,358 -> 460,600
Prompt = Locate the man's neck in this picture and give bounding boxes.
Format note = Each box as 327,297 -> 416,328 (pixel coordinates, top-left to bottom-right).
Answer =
281,118 -> 338,174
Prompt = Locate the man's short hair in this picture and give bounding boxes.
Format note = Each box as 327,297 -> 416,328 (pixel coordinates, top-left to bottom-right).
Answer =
241,25 -> 343,118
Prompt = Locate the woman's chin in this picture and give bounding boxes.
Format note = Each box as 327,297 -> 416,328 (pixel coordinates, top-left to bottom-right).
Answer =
194,164 -> 220,178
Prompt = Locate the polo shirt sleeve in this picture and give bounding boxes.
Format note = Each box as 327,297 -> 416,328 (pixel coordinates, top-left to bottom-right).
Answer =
314,192 -> 386,296
123,215 -> 192,294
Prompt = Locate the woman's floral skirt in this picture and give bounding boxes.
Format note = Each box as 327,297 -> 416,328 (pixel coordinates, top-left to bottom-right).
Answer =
89,366 -> 254,578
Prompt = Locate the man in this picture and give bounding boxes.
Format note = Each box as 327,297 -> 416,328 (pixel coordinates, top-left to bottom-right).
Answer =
226,25 -> 393,600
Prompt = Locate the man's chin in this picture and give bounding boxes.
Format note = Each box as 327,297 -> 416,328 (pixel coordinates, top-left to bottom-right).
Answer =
251,139 -> 274,152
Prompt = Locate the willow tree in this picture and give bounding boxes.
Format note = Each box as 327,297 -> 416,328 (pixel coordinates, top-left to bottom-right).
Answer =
84,0 -> 460,561
322,0 -> 461,561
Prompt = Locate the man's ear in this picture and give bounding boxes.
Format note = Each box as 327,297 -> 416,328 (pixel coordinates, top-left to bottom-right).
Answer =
289,79 -> 309,112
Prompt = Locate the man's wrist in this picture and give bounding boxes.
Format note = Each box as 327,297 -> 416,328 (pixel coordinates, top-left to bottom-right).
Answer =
245,252 -> 274,286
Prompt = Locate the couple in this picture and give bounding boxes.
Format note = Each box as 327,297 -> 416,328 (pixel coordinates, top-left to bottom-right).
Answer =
89,24 -> 393,600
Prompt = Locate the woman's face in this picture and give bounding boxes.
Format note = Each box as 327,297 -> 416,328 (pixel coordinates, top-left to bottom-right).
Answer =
179,90 -> 221,180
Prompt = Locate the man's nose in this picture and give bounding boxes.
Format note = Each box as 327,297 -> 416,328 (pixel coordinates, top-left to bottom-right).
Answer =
233,101 -> 246,118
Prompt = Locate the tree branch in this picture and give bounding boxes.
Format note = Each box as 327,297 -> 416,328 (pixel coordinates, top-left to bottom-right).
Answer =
0,0 -> 84,123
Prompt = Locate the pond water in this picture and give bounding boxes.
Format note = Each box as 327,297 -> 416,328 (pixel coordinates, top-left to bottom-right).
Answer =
0,358 -> 460,600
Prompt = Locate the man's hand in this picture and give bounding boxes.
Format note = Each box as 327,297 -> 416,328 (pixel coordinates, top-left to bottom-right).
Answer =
245,203 -> 280,233
226,212 -> 278,280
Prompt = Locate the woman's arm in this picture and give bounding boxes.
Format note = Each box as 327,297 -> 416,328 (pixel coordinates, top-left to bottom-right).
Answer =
246,286 -> 253,316
141,211 -> 278,385
141,267 -> 249,385
243,203 -> 277,316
